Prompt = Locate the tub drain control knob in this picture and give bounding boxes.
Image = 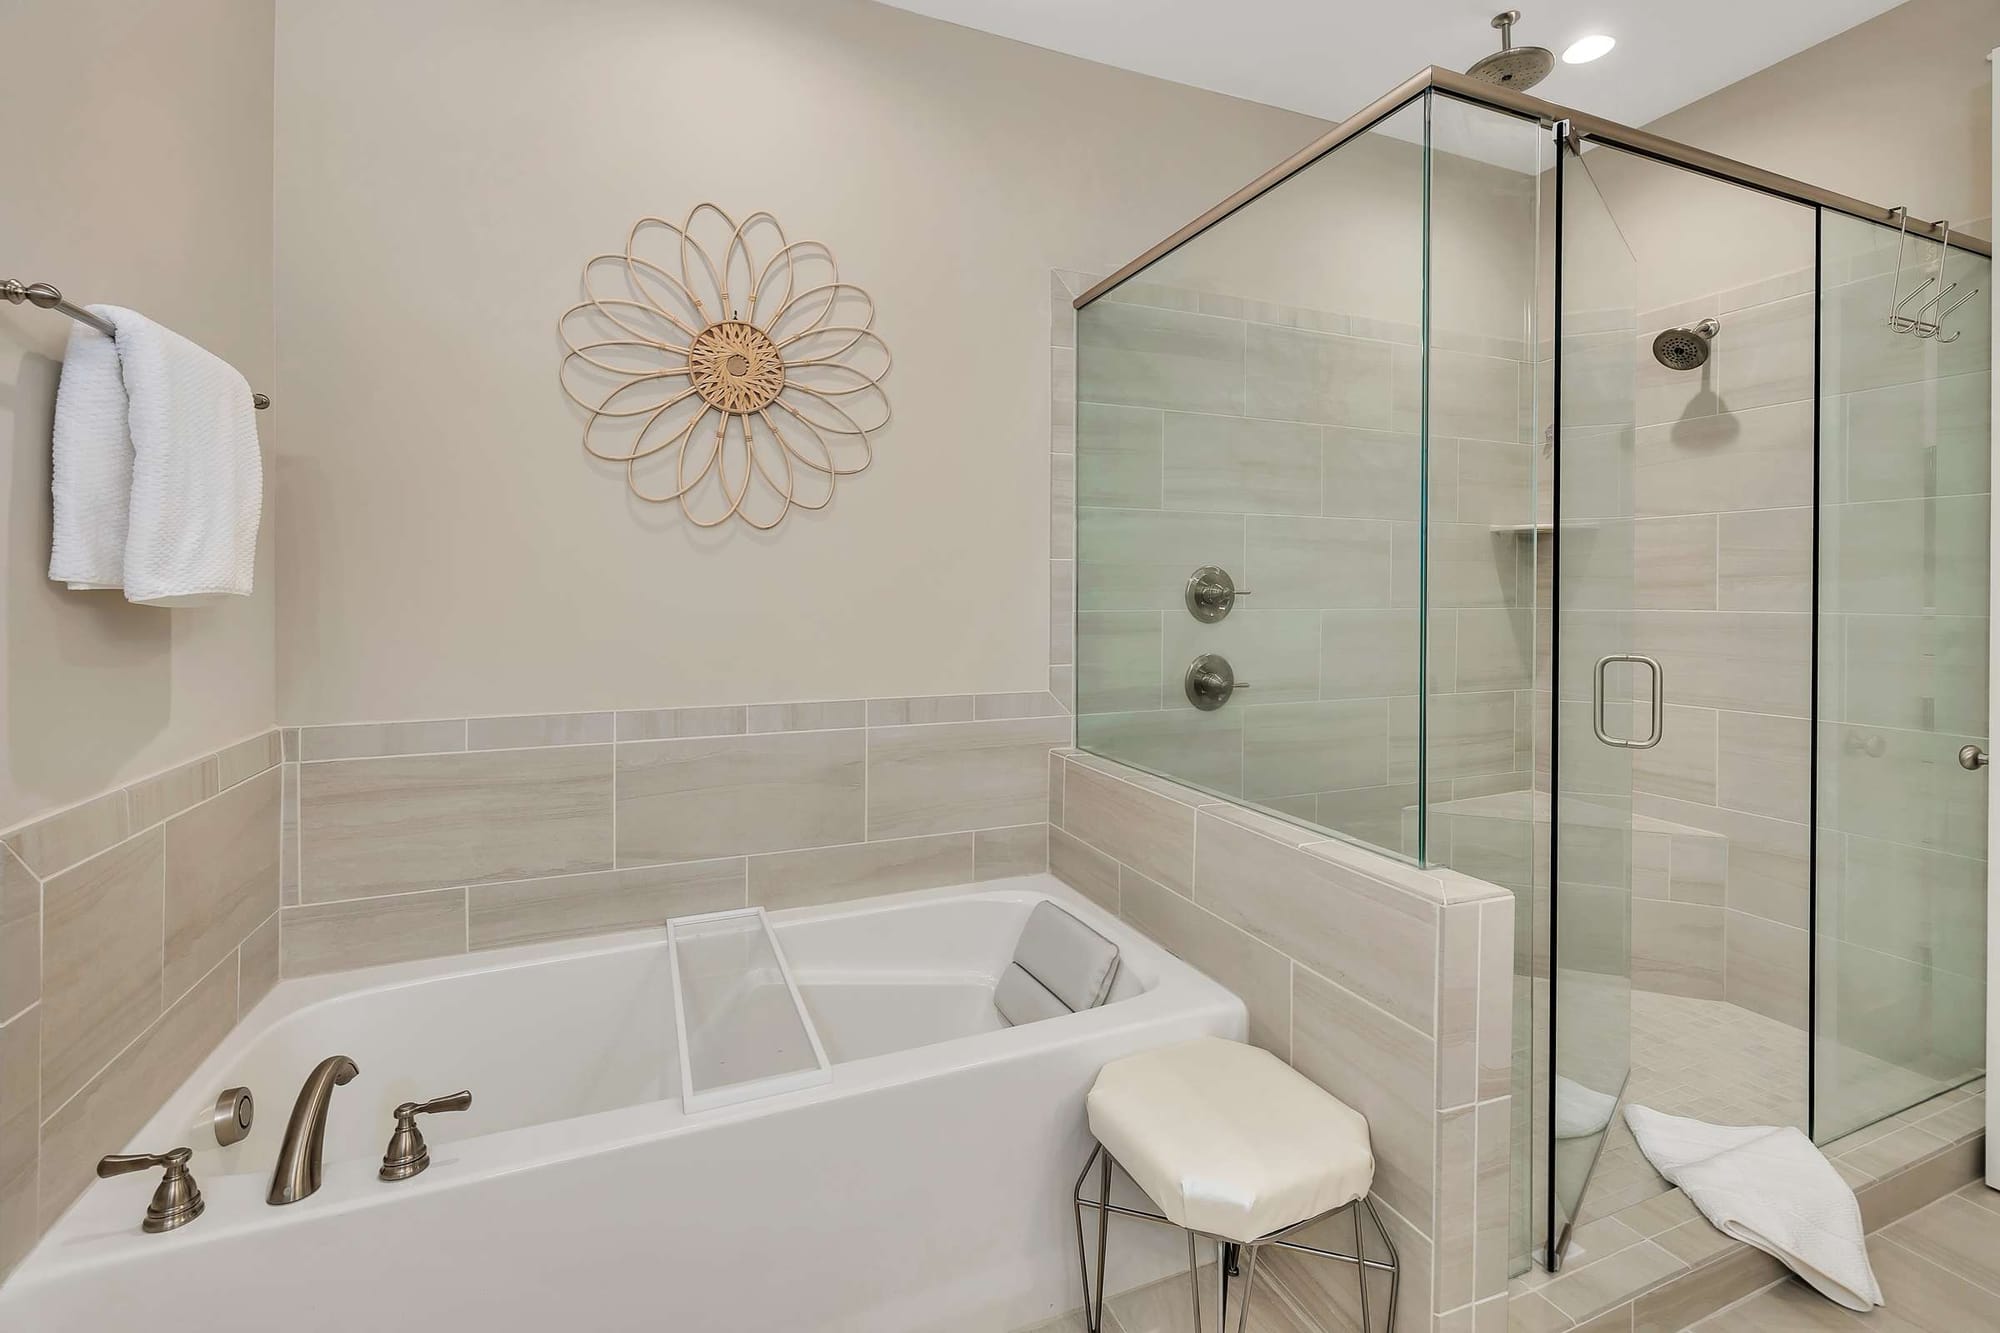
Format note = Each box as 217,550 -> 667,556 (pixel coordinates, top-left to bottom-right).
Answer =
212,1086 -> 254,1147
379,1090 -> 472,1182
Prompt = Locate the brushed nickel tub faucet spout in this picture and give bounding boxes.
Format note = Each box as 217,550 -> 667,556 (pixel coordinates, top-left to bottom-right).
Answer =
269,1055 -> 358,1205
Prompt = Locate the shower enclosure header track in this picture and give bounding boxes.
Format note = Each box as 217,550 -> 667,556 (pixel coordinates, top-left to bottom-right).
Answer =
1074,65 -> 1990,309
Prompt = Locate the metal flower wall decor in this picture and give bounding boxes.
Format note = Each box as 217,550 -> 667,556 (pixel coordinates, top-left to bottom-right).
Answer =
559,205 -> 891,529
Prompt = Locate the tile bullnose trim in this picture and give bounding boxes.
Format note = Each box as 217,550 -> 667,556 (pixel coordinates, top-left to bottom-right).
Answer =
289,688 -> 1072,752
3,726 -> 284,883
1059,750 -> 1514,913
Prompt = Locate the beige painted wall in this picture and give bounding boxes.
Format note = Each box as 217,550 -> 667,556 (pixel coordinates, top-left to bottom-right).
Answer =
1593,0 -> 1999,310
271,0 -> 1323,724
0,0 -> 278,831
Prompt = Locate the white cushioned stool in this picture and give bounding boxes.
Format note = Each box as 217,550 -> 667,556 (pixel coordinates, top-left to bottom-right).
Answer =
1072,1037 -> 1397,1333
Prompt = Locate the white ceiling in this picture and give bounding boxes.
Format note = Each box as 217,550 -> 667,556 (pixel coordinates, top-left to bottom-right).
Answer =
869,0 -> 1907,129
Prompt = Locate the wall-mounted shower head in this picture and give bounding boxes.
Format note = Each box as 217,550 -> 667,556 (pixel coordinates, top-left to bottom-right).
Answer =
1650,318 -> 1719,371
1466,11 -> 1555,91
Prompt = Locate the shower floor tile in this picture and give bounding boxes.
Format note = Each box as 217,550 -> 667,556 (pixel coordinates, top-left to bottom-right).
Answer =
1685,1182 -> 2000,1332
1016,1259 -> 1364,1333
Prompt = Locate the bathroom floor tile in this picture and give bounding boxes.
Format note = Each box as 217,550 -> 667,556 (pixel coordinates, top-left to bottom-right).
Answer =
1685,1203 -> 2000,1332
1110,1262 -> 1331,1333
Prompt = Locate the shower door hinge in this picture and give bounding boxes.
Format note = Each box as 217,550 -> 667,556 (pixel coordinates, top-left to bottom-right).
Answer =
1553,118 -> 1578,154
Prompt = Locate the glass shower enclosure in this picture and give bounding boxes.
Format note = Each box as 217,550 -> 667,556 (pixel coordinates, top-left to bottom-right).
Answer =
1070,67 -> 1992,1279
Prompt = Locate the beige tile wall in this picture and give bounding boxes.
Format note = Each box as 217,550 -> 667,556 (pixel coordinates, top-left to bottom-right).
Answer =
1071,271 -> 1539,862
0,730 -> 283,1280
277,697 -> 1068,976
1048,749 -> 1515,1331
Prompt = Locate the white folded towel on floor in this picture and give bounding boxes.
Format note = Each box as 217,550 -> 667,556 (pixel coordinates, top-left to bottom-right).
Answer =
48,305 -> 262,604
1624,1105 -> 1882,1312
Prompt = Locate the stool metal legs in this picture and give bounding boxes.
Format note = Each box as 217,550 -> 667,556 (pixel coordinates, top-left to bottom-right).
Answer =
1186,1234 -> 1202,1330
1072,1148 -> 1113,1333
1072,1143 -> 1400,1333
1232,1243 -> 1261,1333
1354,1194 -> 1371,1333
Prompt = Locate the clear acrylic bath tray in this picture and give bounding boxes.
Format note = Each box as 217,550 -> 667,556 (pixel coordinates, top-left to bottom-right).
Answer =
666,907 -> 832,1112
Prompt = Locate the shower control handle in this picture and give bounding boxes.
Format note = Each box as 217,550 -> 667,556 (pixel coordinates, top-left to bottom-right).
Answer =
1184,566 -> 1250,622
1184,654 -> 1249,711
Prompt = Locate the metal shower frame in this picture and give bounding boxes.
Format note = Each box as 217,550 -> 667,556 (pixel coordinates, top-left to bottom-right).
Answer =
1073,64 -> 1987,315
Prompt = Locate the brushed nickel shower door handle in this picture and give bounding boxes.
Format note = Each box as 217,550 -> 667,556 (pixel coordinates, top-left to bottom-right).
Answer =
1592,654 -> 1664,750
1959,744 -> 1987,771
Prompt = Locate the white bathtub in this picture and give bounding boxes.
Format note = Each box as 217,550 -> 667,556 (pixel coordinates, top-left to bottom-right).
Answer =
2,876 -> 1243,1332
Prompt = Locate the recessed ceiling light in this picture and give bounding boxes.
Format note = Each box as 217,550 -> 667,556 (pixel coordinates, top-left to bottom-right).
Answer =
1562,34 -> 1616,64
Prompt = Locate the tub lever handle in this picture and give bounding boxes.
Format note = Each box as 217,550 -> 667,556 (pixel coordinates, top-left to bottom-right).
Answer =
97,1147 -> 205,1233
379,1090 -> 472,1182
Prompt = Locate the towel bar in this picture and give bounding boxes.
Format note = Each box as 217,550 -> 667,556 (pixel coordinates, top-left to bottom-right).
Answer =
3,278 -> 270,410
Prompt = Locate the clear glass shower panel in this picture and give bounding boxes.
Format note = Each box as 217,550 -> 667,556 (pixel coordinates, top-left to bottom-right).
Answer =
1421,96 -> 1544,882
1073,98 -> 1429,859
1814,212 -> 1992,1141
1549,137 -> 1639,1259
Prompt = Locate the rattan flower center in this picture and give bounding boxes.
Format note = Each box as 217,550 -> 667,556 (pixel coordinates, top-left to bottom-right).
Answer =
690,321 -> 785,413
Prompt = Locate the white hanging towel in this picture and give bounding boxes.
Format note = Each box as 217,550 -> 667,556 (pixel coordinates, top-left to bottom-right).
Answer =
48,318 -> 131,589
1624,1104 -> 1883,1312
48,305 -> 261,604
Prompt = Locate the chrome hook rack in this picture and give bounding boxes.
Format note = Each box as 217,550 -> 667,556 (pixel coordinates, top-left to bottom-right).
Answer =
1885,208 -> 1979,343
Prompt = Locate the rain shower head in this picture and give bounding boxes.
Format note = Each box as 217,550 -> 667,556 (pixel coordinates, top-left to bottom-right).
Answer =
1466,11 -> 1555,91
1650,318 -> 1720,371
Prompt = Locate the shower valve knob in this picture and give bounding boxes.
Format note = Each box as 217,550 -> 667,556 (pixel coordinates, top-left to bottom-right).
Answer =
1185,654 -> 1249,711
1184,566 -> 1250,622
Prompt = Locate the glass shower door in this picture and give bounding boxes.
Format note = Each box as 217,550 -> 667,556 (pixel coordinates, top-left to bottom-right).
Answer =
1548,130 -> 1641,1264
1815,212 -> 1992,1140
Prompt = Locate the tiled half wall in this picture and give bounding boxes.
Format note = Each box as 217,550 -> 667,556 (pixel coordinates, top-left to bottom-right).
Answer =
0,730 -> 284,1278
1048,749 -> 1517,1332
